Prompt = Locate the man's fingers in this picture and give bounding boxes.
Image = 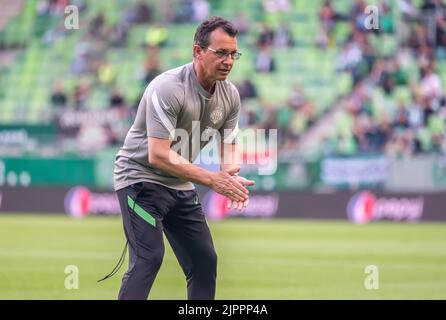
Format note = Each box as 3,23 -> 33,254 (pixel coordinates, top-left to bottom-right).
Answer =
244,180 -> 255,186
226,198 -> 249,211
226,189 -> 245,202
230,177 -> 249,195
227,200 -> 245,211
228,184 -> 248,201
237,176 -> 256,186
226,166 -> 241,175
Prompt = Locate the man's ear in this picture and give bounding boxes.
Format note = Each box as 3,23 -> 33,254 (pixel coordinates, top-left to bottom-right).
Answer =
193,44 -> 202,59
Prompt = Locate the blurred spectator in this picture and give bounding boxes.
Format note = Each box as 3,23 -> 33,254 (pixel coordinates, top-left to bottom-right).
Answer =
398,0 -> 419,19
237,79 -> 258,100
233,13 -> 250,36
145,24 -> 169,47
336,132 -> 357,156
159,0 -> 176,23
110,22 -> 129,47
420,0 -> 446,13
349,0 -> 367,25
321,135 -> 337,156
274,22 -> 294,48
42,24 -> 66,45
422,96 -> 435,125
50,81 -> 68,108
262,106 -> 278,131
239,109 -> 257,127
432,132 -> 446,154
192,0 -> 211,23
353,115 -> 372,153
336,41 -> 363,83
316,25 -> 329,49
393,102 -> 410,129
377,58 -> 400,95
143,45 -> 161,85
408,92 -> 425,128
387,128 -> 423,157
89,13 -> 107,39
103,123 -> 122,146
287,84 -> 306,109
110,88 -> 125,108
174,0 -> 195,23
408,25 -> 433,53
71,34 -> 93,75
255,47 -> 276,73
301,102 -> 316,127
319,0 -> 336,46
420,65 -> 443,99
398,0 -> 419,44
73,80 -> 90,110
370,119 -> 393,152
37,0 -> 52,16
378,0 -> 395,34
319,0 -> 336,30
416,45 -> 434,71
98,61 -> 117,87
256,23 -> 275,48
435,15 -> 446,59
127,0 -> 153,24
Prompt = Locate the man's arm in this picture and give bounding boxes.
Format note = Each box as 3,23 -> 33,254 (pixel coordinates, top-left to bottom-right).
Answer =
217,85 -> 255,209
148,137 -> 249,203
220,142 -> 255,210
220,141 -> 240,172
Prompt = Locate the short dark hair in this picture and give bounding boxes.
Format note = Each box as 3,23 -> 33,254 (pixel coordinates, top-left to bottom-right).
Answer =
194,16 -> 238,48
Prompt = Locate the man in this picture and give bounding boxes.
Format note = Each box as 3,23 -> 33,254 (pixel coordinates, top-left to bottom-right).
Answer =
113,16 -> 254,300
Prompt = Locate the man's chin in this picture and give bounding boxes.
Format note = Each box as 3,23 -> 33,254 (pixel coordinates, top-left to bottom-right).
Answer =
216,74 -> 229,81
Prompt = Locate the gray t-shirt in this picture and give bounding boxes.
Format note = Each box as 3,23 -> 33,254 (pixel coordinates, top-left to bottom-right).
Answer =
114,62 -> 241,191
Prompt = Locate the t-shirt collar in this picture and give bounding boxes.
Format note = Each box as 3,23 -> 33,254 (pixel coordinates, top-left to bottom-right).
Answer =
189,62 -> 215,100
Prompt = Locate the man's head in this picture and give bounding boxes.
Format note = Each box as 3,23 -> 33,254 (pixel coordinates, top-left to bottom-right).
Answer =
193,17 -> 239,82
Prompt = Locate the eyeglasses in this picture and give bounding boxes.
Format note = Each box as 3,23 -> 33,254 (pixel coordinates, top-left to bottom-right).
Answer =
205,47 -> 242,60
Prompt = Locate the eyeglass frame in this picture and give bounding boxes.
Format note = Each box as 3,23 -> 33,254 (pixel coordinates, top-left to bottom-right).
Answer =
202,46 -> 242,60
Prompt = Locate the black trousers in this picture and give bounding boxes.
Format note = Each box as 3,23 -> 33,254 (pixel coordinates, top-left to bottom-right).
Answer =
116,182 -> 217,300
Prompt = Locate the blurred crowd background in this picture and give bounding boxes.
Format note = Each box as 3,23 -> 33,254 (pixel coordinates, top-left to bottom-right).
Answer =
0,0 -> 445,192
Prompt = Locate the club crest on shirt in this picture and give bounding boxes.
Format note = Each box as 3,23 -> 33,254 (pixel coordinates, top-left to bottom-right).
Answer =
210,106 -> 224,124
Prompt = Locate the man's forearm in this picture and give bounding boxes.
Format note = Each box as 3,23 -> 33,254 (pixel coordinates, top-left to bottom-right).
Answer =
220,143 -> 240,172
150,149 -> 215,187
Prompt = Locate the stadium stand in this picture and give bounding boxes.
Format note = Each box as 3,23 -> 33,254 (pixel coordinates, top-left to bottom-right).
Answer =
0,0 -> 445,158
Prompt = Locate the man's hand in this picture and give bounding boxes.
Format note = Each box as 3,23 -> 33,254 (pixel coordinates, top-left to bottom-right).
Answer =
210,167 -> 250,203
227,175 -> 255,211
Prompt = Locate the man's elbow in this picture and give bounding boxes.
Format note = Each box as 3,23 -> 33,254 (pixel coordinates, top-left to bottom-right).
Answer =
148,151 -> 165,169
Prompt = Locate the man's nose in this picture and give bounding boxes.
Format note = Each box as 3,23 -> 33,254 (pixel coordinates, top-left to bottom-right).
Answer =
222,56 -> 234,66
222,53 -> 234,63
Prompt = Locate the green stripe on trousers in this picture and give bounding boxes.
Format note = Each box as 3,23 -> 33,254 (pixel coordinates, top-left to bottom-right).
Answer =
127,195 -> 156,227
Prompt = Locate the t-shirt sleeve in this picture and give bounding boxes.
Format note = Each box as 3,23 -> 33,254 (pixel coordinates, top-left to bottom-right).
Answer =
145,79 -> 184,140
219,84 -> 241,144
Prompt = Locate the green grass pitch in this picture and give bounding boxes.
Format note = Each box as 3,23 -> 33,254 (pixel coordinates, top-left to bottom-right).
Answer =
0,214 -> 445,299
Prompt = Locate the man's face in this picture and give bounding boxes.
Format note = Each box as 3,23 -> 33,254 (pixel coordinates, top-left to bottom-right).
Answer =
196,28 -> 238,81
